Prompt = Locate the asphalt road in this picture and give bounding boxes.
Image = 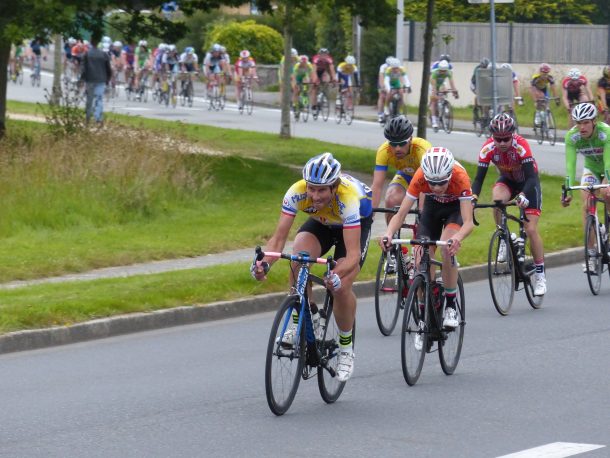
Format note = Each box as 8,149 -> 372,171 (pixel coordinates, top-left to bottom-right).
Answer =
6,71 -> 581,178
0,263 -> 607,457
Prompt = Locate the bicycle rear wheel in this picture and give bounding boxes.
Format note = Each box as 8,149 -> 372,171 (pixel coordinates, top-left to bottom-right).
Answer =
374,250 -> 401,336
488,230 -> 515,316
523,238 -> 544,308
439,275 -> 465,375
318,297 -> 351,403
301,99 -> 309,122
584,216 -> 602,295
546,110 -> 556,145
401,275 -> 427,386
442,102 -> 453,133
265,296 -> 305,416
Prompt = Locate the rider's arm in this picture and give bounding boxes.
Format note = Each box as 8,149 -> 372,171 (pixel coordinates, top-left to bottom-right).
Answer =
260,213 -> 295,266
385,194 -> 416,241
384,74 -> 391,92
564,134 -> 577,193
597,85 -> 609,112
371,169 -> 387,209
561,83 -> 570,109
449,199 -> 475,254
470,164 -> 489,199
519,160 -> 538,196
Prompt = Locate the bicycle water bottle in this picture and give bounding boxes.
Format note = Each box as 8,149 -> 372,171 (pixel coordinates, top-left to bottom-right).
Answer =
515,236 -> 525,263
310,302 -> 321,339
400,246 -> 410,273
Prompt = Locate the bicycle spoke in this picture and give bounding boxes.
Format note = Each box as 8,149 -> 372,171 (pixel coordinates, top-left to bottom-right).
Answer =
488,230 -> 515,315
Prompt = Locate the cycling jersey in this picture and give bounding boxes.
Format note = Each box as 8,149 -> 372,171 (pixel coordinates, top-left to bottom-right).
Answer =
562,76 -> 588,99
384,67 -> 406,90
312,54 -> 334,74
476,135 -> 539,183
375,138 -> 431,187
236,57 -> 256,70
135,46 -> 151,68
430,68 -> 452,91
162,52 -> 179,72
597,77 -> 610,101
293,62 -> 313,83
122,44 -> 135,66
337,62 -> 359,89
281,175 -> 373,229
531,73 -> 555,92
204,52 -> 224,73
407,163 -> 472,204
565,122 -> 610,187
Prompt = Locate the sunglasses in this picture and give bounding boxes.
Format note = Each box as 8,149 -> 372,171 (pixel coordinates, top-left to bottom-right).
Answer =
389,139 -> 410,147
493,136 -> 512,143
428,179 -> 449,187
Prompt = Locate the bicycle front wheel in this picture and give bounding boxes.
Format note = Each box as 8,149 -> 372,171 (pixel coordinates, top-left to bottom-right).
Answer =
534,113 -> 543,144
401,275 -> 427,386
245,88 -> 253,115
321,93 -> 330,121
334,100 -> 342,124
345,104 -> 354,125
584,216 -> 602,295
374,250 -> 401,336
488,230 -> 515,316
265,296 -> 305,416
546,110 -> 557,145
439,274 -> 465,375
318,297 -> 351,403
442,102 -> 453,133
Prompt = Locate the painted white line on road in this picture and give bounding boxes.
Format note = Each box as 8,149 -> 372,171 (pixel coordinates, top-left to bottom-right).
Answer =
496,442 -> 605,458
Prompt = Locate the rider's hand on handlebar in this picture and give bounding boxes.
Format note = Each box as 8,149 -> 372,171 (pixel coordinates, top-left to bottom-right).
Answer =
515,193 -> 529,208
380,236 -> 392,252
324,272 -> 342,291
447,238 -> 461,256
250,261 -> 269,281
561,194 -> 572,207
453,90 -> 459,99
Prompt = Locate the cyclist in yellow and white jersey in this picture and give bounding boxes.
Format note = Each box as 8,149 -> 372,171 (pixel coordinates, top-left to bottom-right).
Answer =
336,55 -> 360,110
429,59 -> 458,129
377,56 -> 393,123
251,153 -> 373,382
530,63 -> 559,107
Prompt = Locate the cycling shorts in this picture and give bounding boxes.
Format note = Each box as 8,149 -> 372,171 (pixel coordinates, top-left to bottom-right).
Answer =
581,167 -> 605,186
297,216 -> 373,267
183,63 -> 195,72
338,73 -> 354,90
208,63 -> 222,74
494,176 -> 542,216
418,196 -> 462,241
388,172 -> 415,191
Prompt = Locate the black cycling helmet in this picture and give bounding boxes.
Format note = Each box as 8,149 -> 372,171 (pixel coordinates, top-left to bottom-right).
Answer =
489,113 -> 516,135
439,53 -> 451,62
384,115 -> 414,143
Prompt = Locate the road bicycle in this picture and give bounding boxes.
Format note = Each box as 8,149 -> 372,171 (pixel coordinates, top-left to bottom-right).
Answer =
206,75 -> 226,111
474,200 -> 544,315
312,82 -> 330,122
9,59 -> 24,85
179,71 -> 196,108
384,87 -> 406,127
135,71 -> 150,103
533,96 -> 558,146
238,75 -> 255,115
293,83 -> 311,122
255,247 -> 354,416
472,103 -> 493,137
30,55 -> 41,87
432,90 -> 455,134
562,183 -> 610,295
334,86 -> 357,125
388,238 -> 465,386
373,207 -> 419,336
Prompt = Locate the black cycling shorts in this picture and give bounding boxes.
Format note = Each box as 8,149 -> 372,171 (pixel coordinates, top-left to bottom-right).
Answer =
495,176 -> 542,214
297,216 -> 373,267
418,196 -> 463,241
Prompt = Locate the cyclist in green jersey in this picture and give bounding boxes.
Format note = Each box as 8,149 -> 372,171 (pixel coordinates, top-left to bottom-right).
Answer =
429,60 -> 458,129
291,55 -> 315,107
562,102 -> 610,270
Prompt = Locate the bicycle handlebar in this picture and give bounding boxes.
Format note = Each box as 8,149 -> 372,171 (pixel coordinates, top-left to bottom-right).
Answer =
473,199 -> 528,226
389,238 -> 450,247
372,207 -> 420,215
254,246 -> 336,273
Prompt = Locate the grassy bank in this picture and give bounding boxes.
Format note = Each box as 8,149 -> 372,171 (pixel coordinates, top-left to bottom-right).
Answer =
0,109 -> 582,333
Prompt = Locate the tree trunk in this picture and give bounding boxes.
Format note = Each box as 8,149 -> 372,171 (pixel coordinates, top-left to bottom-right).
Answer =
417,0 -> 435,139
279,1 -> 293,139
51,34 -> 63,104
0,38 -> 10,139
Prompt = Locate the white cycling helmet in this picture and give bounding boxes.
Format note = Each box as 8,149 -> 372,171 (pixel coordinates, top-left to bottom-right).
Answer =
67,37 -> 77,45
438,59 -> 450,71
421,147 -> 455,182
389,58 -> 401,69
291,48 -> 298,57
303,153 -> 342,186
101,36 -> 111,45
113,40 -> 122,48
345,55 -> 356,65
501,63 -> 512,70
571,102 -> 597,121
240,49 -> 250,58
138,39 -> 147,47
168,44 -> 176,52
385,56 -> 395,66
568,67 -> 582,80
212,43 -> 221,52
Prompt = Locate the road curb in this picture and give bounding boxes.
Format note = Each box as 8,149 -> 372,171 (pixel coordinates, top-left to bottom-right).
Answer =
0,247 -> 582,355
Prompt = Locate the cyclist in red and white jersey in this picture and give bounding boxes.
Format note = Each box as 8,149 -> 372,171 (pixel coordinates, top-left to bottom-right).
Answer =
235,49 -> 258,109
311,48 -> 336,112
562,68 -> 594,128
471,113 -> 547,296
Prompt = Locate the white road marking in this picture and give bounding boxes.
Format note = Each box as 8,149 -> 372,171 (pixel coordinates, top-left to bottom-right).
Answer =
496,442 -> 605,458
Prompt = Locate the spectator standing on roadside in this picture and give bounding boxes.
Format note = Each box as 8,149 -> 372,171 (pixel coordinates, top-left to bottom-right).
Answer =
81,34 -> 112,125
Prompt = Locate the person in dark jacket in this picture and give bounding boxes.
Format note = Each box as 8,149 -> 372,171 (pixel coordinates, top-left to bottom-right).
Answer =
81,34 -> 112,124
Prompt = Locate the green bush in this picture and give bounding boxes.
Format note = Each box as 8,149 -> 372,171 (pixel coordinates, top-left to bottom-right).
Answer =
205,20 -> 283,64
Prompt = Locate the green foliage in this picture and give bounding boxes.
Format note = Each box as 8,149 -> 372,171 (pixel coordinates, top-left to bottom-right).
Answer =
206,20 -> 283,64
403,0 -> 597,24
359,24 -> 394,103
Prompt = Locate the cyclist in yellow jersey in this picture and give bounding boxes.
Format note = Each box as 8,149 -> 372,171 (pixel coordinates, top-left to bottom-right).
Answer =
251,153 -> 373,382
371,116 -> 431,216
336,55 -> 360,109
529,63 -> 559,106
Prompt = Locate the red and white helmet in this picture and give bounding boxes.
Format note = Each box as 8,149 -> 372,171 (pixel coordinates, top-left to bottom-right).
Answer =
567,68 -> 581,80
240,49 -> 250,59
489,113 -> 516,135
539,63 -> 551,73
421,147 -> 455,182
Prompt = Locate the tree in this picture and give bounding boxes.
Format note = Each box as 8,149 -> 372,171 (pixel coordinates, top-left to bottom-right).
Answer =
416,0 -> 435,139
